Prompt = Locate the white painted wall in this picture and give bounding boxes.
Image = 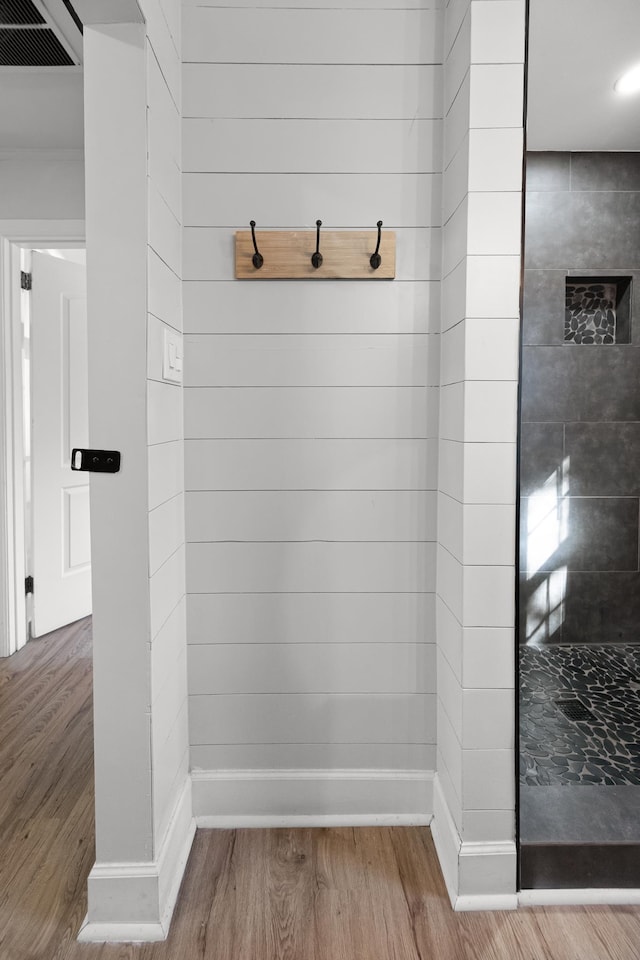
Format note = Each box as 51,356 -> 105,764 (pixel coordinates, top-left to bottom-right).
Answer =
81,0 -> 191,940
0,155 -> 84,220
144,0 -> 188,858
431,0 -> 524,909
0,68 -> 85,219
0,68 -> 84,149
182,0 -> 442,818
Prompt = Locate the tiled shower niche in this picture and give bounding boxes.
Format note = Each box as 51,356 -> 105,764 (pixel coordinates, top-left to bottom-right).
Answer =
565,276 -> 632,344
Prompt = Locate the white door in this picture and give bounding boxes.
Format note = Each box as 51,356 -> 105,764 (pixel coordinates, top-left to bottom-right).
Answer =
31,252 -> 91,638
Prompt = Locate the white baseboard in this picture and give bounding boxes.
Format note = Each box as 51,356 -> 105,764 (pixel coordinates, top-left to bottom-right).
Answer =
430,773 -> 461,906
77,921 -> 167,943
519,889 -> 640,907
430,774 -> 517,911
78,777 -> 195,943
192,768 -> 434,827
455,894 -> 519,911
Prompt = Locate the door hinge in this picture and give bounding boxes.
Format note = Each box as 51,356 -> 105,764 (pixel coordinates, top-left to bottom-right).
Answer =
25,575 -> 34,595
20,271 -> 32,291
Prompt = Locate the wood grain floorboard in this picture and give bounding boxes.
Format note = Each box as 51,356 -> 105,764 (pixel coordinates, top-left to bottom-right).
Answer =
3,618 -> 640,959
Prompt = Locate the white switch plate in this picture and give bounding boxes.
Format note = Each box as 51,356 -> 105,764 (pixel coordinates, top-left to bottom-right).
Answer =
162,328 -> 183,384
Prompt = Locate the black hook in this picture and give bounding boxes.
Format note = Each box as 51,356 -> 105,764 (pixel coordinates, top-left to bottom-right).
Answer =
250,220 -> 263,269
370,221 -> 383,270
311,220 -> 323,269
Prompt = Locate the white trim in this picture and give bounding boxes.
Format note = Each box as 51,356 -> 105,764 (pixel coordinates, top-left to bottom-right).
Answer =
430,773 -> 461,907
78,777 -> 195,942
76,921 -> 167,943
456,894 -> 519,911
457,839 -> 517,906
519,888 -> 640,907
0,221 -> 85,658
192,768 -> 433,782
197,813 -> 433,829
191,768 -> 434,826
430,774 -> 517,911
0,221 -> 85,244
0,239 -> 21,657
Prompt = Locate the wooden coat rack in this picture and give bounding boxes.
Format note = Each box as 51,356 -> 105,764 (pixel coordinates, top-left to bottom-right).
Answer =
235,221 -> 396,280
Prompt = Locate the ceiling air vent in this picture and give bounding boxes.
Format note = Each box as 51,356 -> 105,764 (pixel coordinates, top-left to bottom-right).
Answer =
0,0 -> 45,23
0,0 -> 82,66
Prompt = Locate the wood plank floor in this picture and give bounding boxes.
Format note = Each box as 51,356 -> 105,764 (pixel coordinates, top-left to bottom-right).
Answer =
2,621 -> 640,959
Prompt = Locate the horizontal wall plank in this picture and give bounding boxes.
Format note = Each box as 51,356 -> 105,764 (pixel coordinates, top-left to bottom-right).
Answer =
189,643 -> 435,695
153,703 -> 189,843
148,249 -> 181,329
184,386 -> 437,439
189,692 -> 436,744
183,8 -> 442,64
148,379 -> 183,445
190,743 -> 436,772
148,439 -> 184,510
149,493 -> 185,576
152,644 -> 188,749
145,4 -> 180,112
187,592 -> 436,645
148,180 -> 181,278
152,596 -> 187,698
183,334 -> 436,387
183,174 -> 441,228
186,541 -> 437,593
185,490 -> 437,542
148,50 -> 180,169
184,438 -> 437,491
148,54 -> 181,218
150,545 -> 186,639
183,228 -> 440,282
183,64 -> 443,120
183,119 -> 442,173
183,280 -> 439,334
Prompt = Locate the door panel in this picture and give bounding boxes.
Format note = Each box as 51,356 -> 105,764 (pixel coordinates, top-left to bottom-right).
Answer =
31,252 -> 91,638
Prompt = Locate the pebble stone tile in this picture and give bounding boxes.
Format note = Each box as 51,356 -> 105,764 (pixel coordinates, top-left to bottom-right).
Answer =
520,644 -> 640,786
564,282 -> 617,344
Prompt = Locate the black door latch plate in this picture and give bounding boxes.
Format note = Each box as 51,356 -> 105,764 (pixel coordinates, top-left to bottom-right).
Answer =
71,448 -> 121,473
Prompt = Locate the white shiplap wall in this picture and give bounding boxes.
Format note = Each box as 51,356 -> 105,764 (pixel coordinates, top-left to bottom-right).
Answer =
82,0 -> 192,936
182,0 -> 443,818
144,0 -> 189,853
432,0 -> 524,907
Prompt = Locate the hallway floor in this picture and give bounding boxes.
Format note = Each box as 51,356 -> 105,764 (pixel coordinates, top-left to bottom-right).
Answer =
3,623 -> 640,958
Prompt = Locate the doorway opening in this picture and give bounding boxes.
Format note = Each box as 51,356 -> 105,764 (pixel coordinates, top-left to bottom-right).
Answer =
0,228 -> 88,658
517,0 -> 640,892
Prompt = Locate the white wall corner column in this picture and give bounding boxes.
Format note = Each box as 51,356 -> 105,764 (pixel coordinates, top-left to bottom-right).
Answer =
80,4 -> 191,943
432,0 -> 526,910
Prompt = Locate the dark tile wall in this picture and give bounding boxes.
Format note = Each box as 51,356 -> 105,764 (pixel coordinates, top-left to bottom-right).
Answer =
520,152 -> 640,645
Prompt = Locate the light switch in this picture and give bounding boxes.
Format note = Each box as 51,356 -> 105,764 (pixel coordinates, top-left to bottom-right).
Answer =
162,329 -> 183,384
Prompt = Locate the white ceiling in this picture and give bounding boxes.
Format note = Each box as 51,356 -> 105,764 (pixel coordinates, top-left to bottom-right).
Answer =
3,2 -> 639,155
527,0 -> 640,151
